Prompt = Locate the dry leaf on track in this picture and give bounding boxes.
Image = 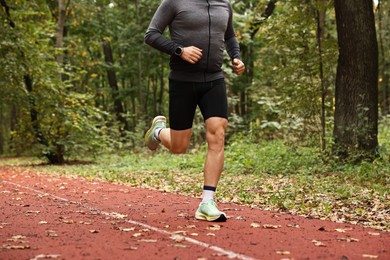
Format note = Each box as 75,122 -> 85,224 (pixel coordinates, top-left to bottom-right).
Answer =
337,237 -> 359,242
30,254 -> 61,260
287,223 -> 300,228
250,223 -> 261,228
312,240 -> 326,247
335,228 -> 353,233
263,224 -> 281,229
138,239 -> 157,243
119,227 -> 135,232
2,244 -> 31,249
208,224 -> 221,231
170,234 -> 185,242
275,250 -> 291,255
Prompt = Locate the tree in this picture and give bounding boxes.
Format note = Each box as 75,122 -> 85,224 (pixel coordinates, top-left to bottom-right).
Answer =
333,0 -> 379,160
377,0 -> 389,116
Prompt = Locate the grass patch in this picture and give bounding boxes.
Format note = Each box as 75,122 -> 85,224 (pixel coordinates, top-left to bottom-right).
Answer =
1,139 -> 389,230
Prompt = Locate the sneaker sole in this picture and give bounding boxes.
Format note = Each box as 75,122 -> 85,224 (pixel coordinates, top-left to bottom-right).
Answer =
195,212 -> 227,222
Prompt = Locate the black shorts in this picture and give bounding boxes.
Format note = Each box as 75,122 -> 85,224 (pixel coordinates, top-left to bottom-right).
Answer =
169,78 -> 228,130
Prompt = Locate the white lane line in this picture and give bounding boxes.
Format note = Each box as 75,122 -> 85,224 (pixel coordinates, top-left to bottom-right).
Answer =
2,180 -> 256,260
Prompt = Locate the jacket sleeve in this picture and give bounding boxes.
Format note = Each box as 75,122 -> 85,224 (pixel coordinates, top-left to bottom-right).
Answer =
224,4 -> 242,61
144,0 -> 180,55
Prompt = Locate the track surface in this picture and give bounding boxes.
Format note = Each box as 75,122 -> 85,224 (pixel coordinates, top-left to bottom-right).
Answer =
1,167 -> 389,260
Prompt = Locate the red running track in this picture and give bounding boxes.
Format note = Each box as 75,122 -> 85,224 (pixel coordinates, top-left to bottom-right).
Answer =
1,167 -> 389,260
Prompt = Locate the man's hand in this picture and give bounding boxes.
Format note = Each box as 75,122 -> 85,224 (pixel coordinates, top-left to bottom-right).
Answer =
233,58 -> 245,75
181,46 -> 203,64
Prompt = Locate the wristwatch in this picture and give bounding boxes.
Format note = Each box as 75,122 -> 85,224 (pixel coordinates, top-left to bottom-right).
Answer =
174,46 -> 183,56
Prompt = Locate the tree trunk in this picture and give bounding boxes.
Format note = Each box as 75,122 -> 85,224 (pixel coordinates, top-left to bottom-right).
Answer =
316,0 -> 327,151
102,39 -> 128,133
377,0 -> 389,116
136,0 -> 144,118
333,0 -> 379,160
55,0 -> 66,80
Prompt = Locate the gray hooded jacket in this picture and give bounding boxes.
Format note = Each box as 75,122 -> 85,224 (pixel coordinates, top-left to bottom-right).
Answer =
144,0 -> 241,82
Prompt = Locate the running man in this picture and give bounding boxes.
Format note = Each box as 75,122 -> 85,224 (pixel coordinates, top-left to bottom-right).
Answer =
144,0 -> 245,222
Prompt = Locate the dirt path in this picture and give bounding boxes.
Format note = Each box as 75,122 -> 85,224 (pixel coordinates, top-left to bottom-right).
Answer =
0,167 -> 389,260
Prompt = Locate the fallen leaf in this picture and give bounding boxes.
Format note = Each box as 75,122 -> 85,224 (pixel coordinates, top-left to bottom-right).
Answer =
172,243 -> 190,248
186,225 -> 196,229
367,232 -> 380,236
2,244 -> 30,249
335,228 -> 353,233
119,227 -> 135,232
109,212 -> 127,219
287,223 -> 300,228
138,239 -> 157,243
89,230 -> 99,233
62,220 -> 74,224
173,230 -> 187,235
206,233 -> 215,236
79,221 -> 92,225
263,224 -> 281,229
275,250 -> 290,255
46,230 -> 58,237
170,234 -> 185,242
132,233 -> 142,237
362,254 -> 378,259
30,254 -> 61,260
190,233 -> 198,236
337,237 -> 359,242
8,235 -> 26,242
38,221 -> 48,225
26,211 -> 40,214
208,224 -> 221,231
312,240 -> 326,247
251,223 -> 261,228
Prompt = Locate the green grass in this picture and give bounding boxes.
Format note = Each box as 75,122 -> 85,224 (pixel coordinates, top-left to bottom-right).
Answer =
1,137 -> 389,230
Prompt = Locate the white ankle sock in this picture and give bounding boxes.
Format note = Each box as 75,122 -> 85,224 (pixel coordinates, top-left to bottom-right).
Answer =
202,190 -> 215,202
154,128 -> 162,141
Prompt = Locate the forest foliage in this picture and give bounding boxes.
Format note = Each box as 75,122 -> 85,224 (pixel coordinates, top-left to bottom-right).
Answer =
0,0 -> 389,163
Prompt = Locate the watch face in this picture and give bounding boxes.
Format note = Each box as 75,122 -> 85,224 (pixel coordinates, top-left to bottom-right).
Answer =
175,47 -> 182,55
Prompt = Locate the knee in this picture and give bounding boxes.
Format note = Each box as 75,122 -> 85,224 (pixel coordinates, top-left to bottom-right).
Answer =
170,144 -> 188,154
207,127 -> 226,149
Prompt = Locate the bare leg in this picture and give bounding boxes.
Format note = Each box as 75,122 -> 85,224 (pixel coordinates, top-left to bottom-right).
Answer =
159,128 -> 192,154
203,117 -> 228,187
